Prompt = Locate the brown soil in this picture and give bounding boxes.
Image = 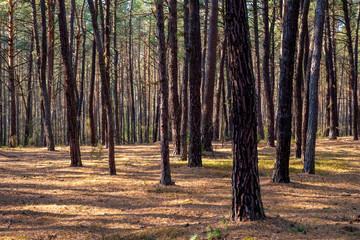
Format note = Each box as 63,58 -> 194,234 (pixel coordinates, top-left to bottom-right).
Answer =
0,138 -> 359,240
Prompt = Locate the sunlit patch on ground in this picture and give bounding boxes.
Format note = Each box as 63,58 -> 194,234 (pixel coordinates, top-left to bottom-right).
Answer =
0,137 -> 359,239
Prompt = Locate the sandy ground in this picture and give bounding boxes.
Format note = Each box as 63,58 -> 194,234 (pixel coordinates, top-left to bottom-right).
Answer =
0,138 -> 359,239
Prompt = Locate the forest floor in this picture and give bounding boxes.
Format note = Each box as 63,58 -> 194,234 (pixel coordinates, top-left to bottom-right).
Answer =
0,137 -> 359,240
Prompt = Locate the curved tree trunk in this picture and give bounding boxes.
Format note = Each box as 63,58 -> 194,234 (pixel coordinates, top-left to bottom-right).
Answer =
88,0 -> 116,175
56,0 -> 82,166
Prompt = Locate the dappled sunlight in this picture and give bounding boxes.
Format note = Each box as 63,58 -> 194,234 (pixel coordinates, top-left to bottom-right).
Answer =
0,139 -> 359,239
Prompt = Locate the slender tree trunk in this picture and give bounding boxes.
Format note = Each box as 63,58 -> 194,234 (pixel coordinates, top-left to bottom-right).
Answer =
24,36 -> 34,146
188,0 -> 202,167
201,0 -> 218,151
303,0 -> 326,174
156,0 -> 173,185
88,0 -> 116,175
272,0 -> 300,183
89,40 -> 97,146
8,0 -> 16,147
226,0 -> 265,221
128,0 -> 136,143
262,0 -> 275,147
253,0 -> 265,139
325,0 -> 337,140
213,38 -> 226,141
294,0 -> 310,158
56,0 -> 82,166
180,0 -> 190,161
201,0 -> 209,105
342,0 -> 358,140
168,0 -> 181,155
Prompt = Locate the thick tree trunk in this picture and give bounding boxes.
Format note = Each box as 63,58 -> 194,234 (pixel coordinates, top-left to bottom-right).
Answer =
188,0 -> 202,167
226,0 -> 265,221
262,0 -> 275,147
253,0 -> 265,139
272,0 -> 300,183
180,0 -> 190,161
24,37 -> 34,147
342,0 -> 358,140
201,0 -> 218,151
88,0 -> 116,175
56,0 -> 82,166
156,0 -> 173,185
303,0 -> 326,174
294,0 -> 310,158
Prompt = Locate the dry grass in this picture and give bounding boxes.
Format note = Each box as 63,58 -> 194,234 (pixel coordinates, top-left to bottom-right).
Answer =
0,137 -> 359,240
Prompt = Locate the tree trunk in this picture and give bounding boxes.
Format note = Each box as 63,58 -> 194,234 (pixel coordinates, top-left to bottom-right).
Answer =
226,0 -> 265,221
253,0 -> 265,139
156,0 -> 173,185
303,0 -> 326,174
262,0 -> 275,147
188,0 -> 202,167
201,0 -> 218,151
342,0 -> 358,140
294,0 -> 310,158
24,37 -> 34,147
8,0 -> 16,147
272,0 -> 300,183
201,0 -> 209,105
180,0 -> 190,161
128,0 -> 136,143
168,0 -> 181,155
56,0 -> 82,166
325,0 -> 337,140
213,38 -> 226,141
88,0 -> 116,175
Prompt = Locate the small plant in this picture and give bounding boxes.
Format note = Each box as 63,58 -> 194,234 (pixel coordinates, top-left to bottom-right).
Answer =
206,226 -> 222,240
190,234 -> 200,240
90,144 -> 104,160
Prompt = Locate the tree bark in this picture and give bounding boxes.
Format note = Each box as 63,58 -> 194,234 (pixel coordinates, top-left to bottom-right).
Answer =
253,0 -> 265,139
226,0 -> 265,221
168,0 -> 181,155
24,36 -> 34,147
156,0 -> 173,185
128,0 -> 136,143
201,0 -> 218,151
294,0 -> 310,158
56,0 -> 82,166
272,0 -> 300,183
180,0 -> 190,161
213,38 -> 226,141
325,0 -> 337,140
8,0 -> 16,147
342,0 -> 358,140
188,0 -> 202,167
88,0 -> 116,175
262,0 -> 275,147
303,0 -> 326,174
